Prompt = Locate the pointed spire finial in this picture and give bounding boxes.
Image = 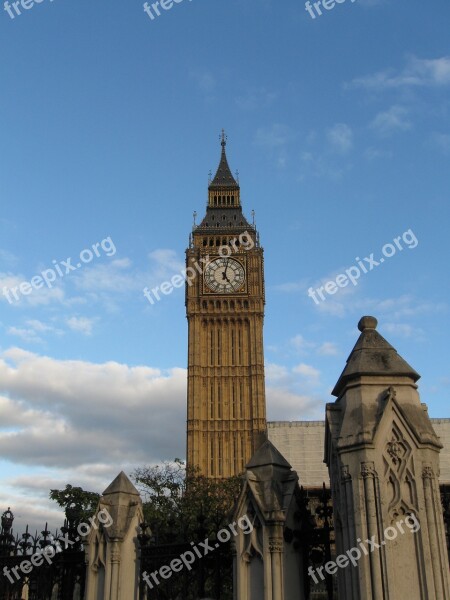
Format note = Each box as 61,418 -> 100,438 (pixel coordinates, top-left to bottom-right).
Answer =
209,131 -> 239,190
221,129 -> 227,148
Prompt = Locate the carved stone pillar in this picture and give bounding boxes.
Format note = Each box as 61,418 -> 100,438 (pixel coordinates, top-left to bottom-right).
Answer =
325,316 -> 450,600
361,462 -> 384,600
269,534 -> 284,600
422,465 -> 447,597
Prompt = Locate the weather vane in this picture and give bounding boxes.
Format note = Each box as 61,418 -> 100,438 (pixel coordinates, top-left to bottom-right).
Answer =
220,129 -> 227,147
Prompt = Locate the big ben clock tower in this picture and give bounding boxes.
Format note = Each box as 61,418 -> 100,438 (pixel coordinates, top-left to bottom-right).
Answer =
186,132 -> 267,478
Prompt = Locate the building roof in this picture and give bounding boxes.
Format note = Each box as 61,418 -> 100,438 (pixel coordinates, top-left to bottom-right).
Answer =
196,207 -> 253,232
332,316 -> 420,397
208,131 -> 239,189
102,471 -> 140,497
246,438 -> 292,470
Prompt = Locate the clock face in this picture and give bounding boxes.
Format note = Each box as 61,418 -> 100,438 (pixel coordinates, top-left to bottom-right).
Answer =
204,257 -> 245,293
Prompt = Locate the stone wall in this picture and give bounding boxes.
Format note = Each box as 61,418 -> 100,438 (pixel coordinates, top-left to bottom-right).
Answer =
268,418 -> 450,487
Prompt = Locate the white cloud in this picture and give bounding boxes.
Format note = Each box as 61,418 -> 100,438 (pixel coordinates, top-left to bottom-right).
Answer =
293,363 -> 321,383
327,123 -> 353,153
266,388 -> 322,421
298,151 -> 347,181
0,272 -> 66,306
265,363 -> 289,382
0,348 -> 187,470
26,320 -> 56,333
254,124 -> 293,148
0,249 -> 19,267
235,87 -> 278,111
189,68 -> 216,93
309,293 -> 446,323
290,334 -> 315,353
272,279 -> 309,293
430,132 -> 450,155
364,147 -> 393,160
73,252 -> 184,298
370,105 -> 412,136
6,320 -> 64,343
349,56 -> 450,91
317,342 -> 339,356
0,348 -> 328,528
7,326 -> 43,344
67,316 -> 97,335
383,323 -> 425,340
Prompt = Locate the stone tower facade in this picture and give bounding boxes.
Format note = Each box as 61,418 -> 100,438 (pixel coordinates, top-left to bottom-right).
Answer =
186,133 -> 267,478
325,316 -> 450,600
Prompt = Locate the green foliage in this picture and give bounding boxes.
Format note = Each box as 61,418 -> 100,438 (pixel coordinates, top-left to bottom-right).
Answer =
49,484 -> 100,524
131,459 -> 242,543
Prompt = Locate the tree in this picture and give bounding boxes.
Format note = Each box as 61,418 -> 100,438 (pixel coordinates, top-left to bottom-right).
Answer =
49,484 -> 100,525
131,459 -> 242,543
132,459 -> 242,600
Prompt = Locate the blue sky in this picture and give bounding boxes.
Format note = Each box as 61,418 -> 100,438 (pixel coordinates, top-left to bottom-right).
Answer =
0,0 -> 449,529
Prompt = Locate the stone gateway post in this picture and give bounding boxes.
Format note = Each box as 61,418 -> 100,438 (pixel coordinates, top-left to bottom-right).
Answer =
325,316 -> 450,600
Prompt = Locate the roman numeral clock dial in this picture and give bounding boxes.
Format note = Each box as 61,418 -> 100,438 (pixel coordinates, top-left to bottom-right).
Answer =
204,257 -> 245,293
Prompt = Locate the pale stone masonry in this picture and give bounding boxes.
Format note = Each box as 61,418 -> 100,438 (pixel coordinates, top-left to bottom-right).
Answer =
268,418 -> 450,487
84,471 -> 143,600
325,316 -> 450,599
233,439 -> 305,600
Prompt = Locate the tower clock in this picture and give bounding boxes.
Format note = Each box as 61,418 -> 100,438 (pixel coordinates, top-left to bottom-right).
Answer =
186,132 -> 267,478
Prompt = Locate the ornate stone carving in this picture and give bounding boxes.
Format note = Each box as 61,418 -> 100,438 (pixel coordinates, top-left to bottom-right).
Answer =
361,461 -> 377,479
422,466 -> 434,479
387,439 -> 402,464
